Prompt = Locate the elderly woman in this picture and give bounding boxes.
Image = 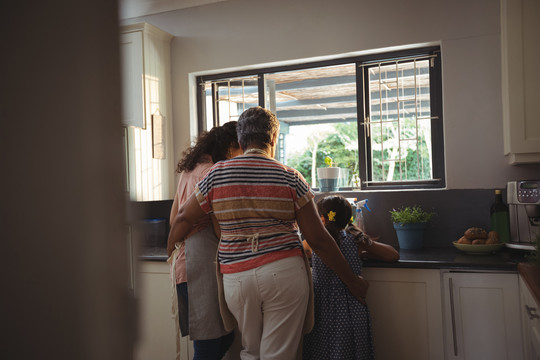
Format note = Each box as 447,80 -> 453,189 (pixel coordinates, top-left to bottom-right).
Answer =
168,106 -> 369,360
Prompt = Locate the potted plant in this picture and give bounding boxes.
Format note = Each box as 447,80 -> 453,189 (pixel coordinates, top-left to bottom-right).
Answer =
317,156 -> 340,192
390,205 -> 436,249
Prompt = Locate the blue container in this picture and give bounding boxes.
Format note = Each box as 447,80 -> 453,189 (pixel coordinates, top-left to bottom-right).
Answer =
319,178 -> 339,192
393,222 -> 426,249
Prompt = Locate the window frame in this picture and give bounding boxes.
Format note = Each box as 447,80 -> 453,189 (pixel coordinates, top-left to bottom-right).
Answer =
196,46 -> 445,190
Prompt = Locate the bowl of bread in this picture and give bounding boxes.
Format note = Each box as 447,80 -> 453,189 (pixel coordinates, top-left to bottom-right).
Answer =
453,227 -> 504,254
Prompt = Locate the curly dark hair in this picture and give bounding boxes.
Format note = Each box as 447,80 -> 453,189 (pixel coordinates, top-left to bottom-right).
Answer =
237,106 -> 280,150
175,121 -> 239,173
317,195 -> 367,246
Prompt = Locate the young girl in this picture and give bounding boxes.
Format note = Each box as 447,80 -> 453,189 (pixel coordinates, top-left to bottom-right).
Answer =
303,195 -> 399,360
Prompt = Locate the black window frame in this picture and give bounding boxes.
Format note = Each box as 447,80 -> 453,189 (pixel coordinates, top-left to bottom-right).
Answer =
196,46 -> 445,190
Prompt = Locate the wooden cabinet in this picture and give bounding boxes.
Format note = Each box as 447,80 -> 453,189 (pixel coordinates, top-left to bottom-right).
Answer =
134,261 -> 193,360
120,23 -> 174,201
501,0 -> 540,164
362,268 -> 444,360
442,271 -> 523,360
520,276 -> 540,359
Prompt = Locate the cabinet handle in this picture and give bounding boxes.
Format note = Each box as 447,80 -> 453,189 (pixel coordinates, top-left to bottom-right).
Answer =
449,277 -> 458,356
525,305 -> 540,320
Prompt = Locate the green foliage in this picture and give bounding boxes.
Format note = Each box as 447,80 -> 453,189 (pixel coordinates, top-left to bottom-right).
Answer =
390,205 -> 435,224
525,233 -> 540,267
287,153 -> 314,184
286,122 -> 359,186
370,117 -> 433,182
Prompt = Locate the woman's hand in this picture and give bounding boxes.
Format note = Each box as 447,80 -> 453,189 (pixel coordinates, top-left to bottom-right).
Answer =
346,275 -> 370,305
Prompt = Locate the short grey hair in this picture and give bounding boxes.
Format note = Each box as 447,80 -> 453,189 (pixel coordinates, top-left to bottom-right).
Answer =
237,106 -> 279,149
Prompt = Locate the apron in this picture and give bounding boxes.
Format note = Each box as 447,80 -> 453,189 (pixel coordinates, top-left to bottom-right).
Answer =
185,226 -> 230,340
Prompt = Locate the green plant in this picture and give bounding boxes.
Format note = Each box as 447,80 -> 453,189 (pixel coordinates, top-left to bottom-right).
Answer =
390,205 -> 435,224
324,156 -> 334,167
526,233 -> 540,267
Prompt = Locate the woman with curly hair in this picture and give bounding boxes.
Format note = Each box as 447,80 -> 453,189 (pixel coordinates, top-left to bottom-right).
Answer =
168,121 -> 242,360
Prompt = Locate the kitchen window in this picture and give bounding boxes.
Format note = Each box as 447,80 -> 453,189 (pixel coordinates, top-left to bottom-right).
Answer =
196,46 -> 444,190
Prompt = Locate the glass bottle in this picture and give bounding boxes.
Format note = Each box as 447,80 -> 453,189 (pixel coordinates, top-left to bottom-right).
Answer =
490,189 -> 511,243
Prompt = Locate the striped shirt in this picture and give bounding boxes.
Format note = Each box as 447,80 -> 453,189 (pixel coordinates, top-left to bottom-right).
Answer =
195,154 -> 314,274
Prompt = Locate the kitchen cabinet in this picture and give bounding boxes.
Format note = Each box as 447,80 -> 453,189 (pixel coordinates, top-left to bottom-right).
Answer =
362,267 -> 444,360
120,29 -> 144,128
520,276 -> 540,359
442,271 -> 523,360
501,0 -> 540,164
120,23 -> 175,201
134,261 -> 193,360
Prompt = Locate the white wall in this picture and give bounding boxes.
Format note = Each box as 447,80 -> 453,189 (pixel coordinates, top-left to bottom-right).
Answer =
124,0 -> 540,190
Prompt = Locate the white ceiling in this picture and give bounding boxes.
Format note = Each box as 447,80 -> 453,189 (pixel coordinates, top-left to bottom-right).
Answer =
118,0 -> 228,19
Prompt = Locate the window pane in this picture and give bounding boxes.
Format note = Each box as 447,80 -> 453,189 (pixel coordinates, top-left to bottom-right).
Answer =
367,59 -> 433,183
202,75 -> 259,129
264,64 -> 358,188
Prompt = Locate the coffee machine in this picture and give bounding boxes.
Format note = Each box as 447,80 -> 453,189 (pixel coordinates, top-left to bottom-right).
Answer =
507,180 -> 540,250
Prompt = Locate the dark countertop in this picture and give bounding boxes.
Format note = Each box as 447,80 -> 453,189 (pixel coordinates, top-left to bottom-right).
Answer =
140,245 -> 538,302
139,245 -> 528,271
518,262 -> 540,307
363,246 -> 528,271
138,246 -> 169,262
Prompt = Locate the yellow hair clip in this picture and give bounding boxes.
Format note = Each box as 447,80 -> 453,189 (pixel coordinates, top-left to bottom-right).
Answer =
327,211 -> 336,222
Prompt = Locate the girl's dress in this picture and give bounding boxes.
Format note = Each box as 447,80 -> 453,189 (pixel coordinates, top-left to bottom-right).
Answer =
303,230 -> 375,360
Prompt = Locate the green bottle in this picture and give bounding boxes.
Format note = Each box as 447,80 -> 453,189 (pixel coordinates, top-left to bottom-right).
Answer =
490,189 -> 511,243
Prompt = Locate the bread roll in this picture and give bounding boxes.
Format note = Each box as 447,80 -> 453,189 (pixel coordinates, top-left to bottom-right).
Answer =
464,227 -> 487,240
457,236 -> 472,244
472,239 -> 486,245
486,231 -> 500,244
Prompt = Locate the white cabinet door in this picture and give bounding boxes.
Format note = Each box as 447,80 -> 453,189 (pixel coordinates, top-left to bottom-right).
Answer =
442,271 -> 523,360
362,268 -> 444,360
134,261 -> 193,360
120,31 -> 144,128
501,0 -> 540,164
520,276 -> 540,360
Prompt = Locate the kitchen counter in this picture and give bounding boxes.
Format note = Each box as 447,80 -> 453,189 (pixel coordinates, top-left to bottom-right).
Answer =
140,245 -> 528,271
363,246 -> 528,271
139,245 -> 538,302
518,262 -> 540,307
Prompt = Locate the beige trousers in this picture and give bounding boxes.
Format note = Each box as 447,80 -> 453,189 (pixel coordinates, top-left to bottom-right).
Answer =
222,256 -> 310,360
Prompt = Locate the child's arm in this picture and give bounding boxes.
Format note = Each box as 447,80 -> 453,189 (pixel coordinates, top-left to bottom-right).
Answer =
358,239 -> 400,262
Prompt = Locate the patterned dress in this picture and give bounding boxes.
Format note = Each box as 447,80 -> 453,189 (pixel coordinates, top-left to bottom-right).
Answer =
303,230 -> 375,360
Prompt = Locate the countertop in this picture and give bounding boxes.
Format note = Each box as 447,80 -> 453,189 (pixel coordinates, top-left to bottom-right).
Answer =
518,262 -> 540,307
139,245 -> 527,271
139,245 -> 537,302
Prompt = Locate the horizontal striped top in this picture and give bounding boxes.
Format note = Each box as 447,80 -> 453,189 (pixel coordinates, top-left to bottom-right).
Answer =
195,154 -> 314,274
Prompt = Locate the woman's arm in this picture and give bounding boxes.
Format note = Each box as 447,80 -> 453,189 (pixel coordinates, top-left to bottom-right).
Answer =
358,240 -> 400,262
296,200 -> 369,303
169,192 -> 179,226
167,193 -> 207,256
